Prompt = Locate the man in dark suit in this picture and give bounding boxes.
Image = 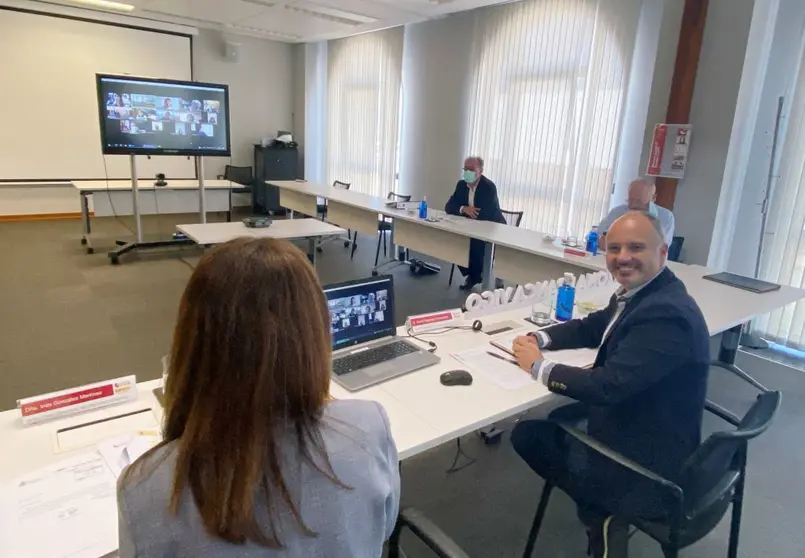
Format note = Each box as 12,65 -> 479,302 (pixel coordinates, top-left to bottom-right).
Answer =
444,156 -> 506,290
510,211 -> 710,558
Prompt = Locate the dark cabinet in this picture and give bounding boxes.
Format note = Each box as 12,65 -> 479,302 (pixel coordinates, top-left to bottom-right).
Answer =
253,145 -> 300,214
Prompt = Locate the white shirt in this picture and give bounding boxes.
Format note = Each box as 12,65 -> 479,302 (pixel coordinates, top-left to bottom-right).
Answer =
466,184 -> 476,208
598,204 -> 675,246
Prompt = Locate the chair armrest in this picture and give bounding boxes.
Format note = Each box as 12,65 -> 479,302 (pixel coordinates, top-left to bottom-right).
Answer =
397,508 -> 470,558
705,399 -> 741,426
556,423 -> 683,497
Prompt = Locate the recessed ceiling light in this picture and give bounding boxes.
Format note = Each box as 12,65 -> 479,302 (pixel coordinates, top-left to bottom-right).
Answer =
286,5 -> 377,26
66,0 -> 135,12
225,23 -> 301,41
240,0 -> 276,7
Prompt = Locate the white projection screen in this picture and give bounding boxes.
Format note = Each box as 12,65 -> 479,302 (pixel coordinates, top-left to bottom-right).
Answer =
0,8 -> 195,181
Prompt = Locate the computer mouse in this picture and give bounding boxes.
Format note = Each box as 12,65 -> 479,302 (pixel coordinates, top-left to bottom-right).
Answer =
440,370 -> 473,386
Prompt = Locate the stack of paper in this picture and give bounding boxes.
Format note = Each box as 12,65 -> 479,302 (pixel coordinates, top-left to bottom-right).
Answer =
0,453 -> 118,558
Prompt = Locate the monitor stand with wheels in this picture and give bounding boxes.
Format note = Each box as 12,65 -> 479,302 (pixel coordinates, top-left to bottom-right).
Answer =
108,154 -> 203,265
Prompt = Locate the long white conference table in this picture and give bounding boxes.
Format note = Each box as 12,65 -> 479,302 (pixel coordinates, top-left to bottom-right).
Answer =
2,265 -> 804,556
268,180 -> 602,289
176,219 -> 345,266
72,179 -> 237,255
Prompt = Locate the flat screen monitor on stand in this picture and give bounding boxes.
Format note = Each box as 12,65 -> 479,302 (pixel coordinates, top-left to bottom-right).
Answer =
95,74 -> 232,264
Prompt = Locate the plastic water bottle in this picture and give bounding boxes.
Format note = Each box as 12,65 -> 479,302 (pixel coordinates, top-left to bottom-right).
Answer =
586,225 -> 599,254
418,196 -> 428,219
555,272 -> 576,322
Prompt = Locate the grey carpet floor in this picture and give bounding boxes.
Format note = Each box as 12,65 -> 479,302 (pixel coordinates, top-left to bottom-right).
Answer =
1,215 -> 803,557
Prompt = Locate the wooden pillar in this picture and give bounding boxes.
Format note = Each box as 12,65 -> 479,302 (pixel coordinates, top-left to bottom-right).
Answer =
655,0 -> 709,210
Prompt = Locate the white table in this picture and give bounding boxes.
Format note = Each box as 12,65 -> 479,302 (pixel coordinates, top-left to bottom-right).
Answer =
176,219 -> 346,266
72,179 -> 237,255
269,180 -> 603,289
2,275 -> 805,555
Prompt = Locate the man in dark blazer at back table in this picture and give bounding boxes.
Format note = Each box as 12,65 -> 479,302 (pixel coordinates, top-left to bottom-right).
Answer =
510,211 -> 710,558
444,156 -> 506,290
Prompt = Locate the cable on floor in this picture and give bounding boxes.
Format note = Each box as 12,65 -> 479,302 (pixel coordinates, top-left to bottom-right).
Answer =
445,438 -> 476,474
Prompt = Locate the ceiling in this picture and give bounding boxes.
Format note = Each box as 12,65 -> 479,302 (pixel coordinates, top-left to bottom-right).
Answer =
26,0 -> 513,42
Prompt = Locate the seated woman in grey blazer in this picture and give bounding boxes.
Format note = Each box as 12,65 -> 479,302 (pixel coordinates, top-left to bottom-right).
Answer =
117,237 -> 400,557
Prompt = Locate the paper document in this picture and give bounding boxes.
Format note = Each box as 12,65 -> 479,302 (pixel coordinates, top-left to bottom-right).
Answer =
489,328 -> 530,355
0,453 -> 118,558
451,346 -> 534,390
97,430 -> 161,478
489,329 -> 598,369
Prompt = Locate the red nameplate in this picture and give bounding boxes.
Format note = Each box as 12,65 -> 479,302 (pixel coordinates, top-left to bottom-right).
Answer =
564,247 -> 588,257
18,376 -> 138,425
406,309 -> 463,333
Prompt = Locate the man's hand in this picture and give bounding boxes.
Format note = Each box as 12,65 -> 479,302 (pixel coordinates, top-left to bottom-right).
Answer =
461,206 -> 481,219
513,336 -> 543,372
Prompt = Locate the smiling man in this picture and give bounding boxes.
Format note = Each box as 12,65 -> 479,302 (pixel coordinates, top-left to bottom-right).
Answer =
509,211 -> 709,558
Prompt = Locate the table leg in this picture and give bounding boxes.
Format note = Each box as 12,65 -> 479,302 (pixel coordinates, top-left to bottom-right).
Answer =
307,237 -> 316,266
481,242 -> 494,291
712,324 -> 769,392
80,192 -> 93,254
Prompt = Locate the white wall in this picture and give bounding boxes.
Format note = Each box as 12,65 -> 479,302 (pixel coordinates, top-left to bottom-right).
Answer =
0,24 -> 294,216
644,0 -> 754,265
397,13 -> 476,208
723,0 -> 805,275
611,0 -> 667,205
193,29 -> 294,180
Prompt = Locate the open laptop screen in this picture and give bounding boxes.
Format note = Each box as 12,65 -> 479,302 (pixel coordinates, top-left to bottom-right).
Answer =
323,275 -> 395,351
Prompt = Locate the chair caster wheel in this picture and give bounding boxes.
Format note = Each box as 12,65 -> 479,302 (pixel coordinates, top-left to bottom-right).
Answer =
110,255 -> 120,265
80,238 -> 87,245
344,241 -> 351,248
371,271 -> 379,277
316,247 -> 323,253
87,248 -> 94,254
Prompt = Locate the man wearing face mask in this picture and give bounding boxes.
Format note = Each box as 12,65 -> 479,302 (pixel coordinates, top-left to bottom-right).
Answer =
444,156 -> 506,290
508,211 -> 709,558
598,178 -> 675,246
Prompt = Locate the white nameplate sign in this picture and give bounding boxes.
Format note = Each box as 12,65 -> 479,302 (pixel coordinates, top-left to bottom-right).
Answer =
464,271 -> 613,318
406,308 -> 463,333
18,376 -> 138,426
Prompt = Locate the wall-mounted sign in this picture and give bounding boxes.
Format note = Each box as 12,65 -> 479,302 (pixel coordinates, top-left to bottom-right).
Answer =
647,124 -> 692,179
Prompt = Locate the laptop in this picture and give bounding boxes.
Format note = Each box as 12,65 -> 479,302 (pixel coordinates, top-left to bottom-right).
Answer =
703,272 -> 781,294
325,275 -> 440,391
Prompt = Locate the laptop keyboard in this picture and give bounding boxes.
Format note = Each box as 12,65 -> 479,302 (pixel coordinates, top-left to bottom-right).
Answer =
333,341 -> 418,376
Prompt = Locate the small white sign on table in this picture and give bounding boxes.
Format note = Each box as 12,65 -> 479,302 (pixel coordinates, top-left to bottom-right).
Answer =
464,270 -> 615,318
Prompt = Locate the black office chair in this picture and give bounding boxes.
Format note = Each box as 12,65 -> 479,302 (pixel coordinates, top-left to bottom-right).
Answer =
375,192 -> 412,266
217,165 -> 254,222
668,236 -> 685,262
317,180 -> 356,254
520,390 -> 781,558
388,508 -> 470,558
448,209 -> 524,286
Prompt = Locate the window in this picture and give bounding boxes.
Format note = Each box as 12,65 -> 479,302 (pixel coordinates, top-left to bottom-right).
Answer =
465,0 -> 639,238
754,36 -> 805,349
326,28 -> 403,198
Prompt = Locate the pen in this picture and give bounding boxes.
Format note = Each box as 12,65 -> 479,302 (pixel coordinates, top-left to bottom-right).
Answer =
486,350 -> 518,365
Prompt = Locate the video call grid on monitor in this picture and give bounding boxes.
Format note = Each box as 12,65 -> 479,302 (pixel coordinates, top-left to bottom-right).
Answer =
325,277 -> 394,351
96,74 -> 231,156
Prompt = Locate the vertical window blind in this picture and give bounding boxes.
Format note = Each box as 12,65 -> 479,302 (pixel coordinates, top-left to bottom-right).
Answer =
465,0 -> 640,239
755,37 -> 805,349
326,28 -> 403,198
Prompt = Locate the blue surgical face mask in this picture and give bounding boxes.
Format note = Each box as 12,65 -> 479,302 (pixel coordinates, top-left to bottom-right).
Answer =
463,170 -> 477,184
648,202 -> 659,217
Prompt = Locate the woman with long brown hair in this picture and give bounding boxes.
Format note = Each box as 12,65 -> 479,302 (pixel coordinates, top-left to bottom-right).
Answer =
118,238 -> 400,557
